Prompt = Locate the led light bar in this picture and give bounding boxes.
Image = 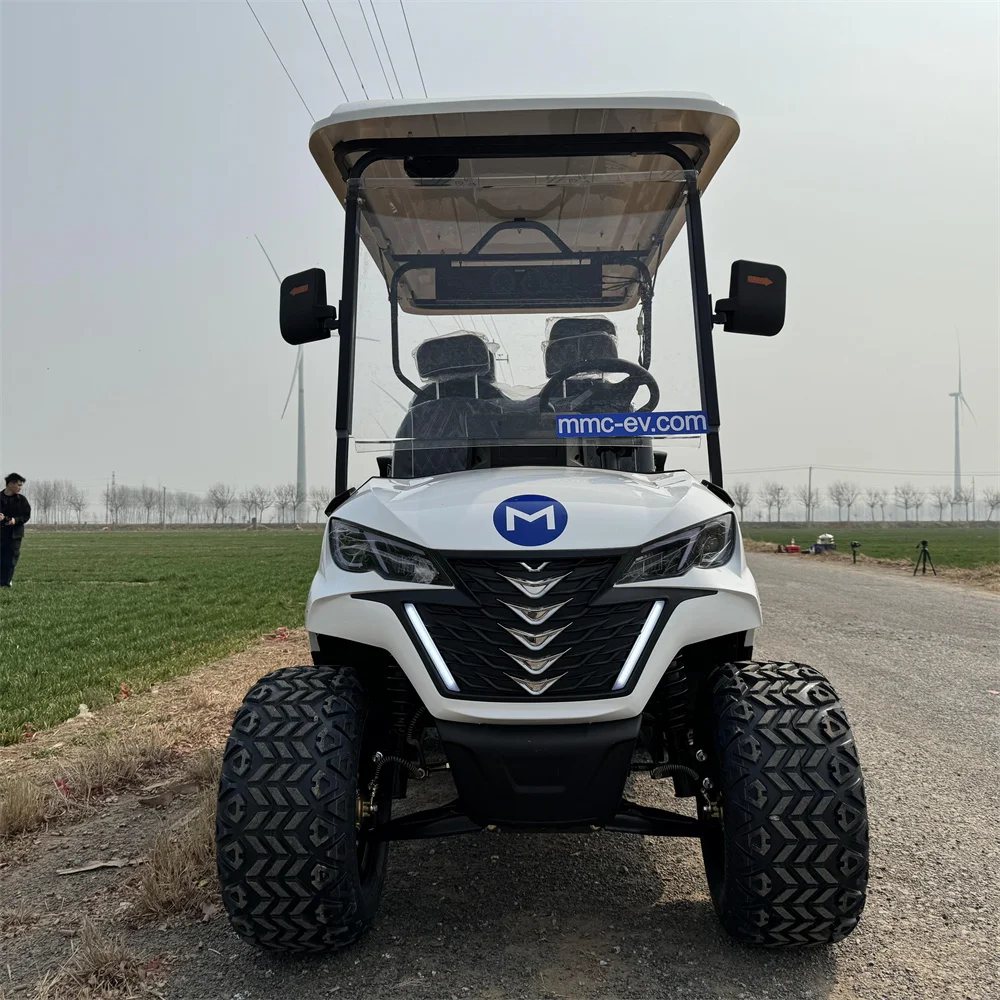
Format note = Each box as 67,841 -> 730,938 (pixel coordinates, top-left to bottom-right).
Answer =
404,603 -> 460,693
612,600 -> 665,691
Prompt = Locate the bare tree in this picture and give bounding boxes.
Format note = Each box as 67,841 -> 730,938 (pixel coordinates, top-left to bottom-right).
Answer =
827,481 -> 849,522
842,481 -> 861,521
250,486 -> 273,524
953,487 -> 973,521
730,481 -> 752,522
64,483 -> 88,523
762,482 -> 786,522
308,486 -> 331,523
163,491 -> 179,524
794,484 -> 819,522
238,489 -> 255,524
894,483 -> 921,521
138,484 -> 158,523
928,485 -> 951,522
863,487 -> 881,522
178,492 -> 201,524
273,483 -> 297,524
33,480 -> 58,524
207,483 -> 236,524
984,488 -> 1000,521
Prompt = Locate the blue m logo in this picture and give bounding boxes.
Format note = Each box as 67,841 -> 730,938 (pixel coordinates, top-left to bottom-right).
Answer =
493,495 -> 568,547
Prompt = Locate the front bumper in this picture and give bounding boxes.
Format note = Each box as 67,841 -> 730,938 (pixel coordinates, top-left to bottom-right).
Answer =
436,717 -> 641,827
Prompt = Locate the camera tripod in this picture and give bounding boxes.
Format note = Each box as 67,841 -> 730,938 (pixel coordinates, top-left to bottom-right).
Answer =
914,540 -> 936,576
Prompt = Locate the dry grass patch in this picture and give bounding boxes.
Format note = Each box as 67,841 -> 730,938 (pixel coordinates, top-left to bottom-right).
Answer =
63,731 -> 175,802
0,777 -> 62,837
182,746 -> 222,790
33,919 -> 158,999
135,788 -> 217,917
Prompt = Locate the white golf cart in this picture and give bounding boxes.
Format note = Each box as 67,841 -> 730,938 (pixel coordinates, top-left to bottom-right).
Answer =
217,95 -> 868,951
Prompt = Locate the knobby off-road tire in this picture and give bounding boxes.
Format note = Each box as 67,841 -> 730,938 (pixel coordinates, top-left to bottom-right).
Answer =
216,665 -> 388,952
700,661 -> 869,947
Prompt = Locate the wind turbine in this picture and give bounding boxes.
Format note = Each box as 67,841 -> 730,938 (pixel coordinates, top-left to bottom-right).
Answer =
949,339 -> 975,500
255,234 -> 306,522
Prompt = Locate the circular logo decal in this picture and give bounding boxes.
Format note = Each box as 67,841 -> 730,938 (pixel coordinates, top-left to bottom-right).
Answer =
493,494 -> 568,547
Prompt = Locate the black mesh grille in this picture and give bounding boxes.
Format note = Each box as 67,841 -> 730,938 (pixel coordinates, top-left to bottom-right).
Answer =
413,555 -> 652,700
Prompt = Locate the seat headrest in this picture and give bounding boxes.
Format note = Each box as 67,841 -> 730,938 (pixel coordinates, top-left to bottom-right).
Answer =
544,318 -> 618,377
415,333 -> 492,381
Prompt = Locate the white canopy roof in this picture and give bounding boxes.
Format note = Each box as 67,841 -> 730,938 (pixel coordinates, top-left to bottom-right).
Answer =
307,95 -> 740,313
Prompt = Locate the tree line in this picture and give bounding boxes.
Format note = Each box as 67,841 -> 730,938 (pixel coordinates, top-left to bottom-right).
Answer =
729,480 -> 1000,523
23,480 -> 335,526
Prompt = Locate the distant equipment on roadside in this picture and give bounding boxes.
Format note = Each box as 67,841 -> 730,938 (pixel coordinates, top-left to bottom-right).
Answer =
851,540 -> 861,564
809,532 -> 836,555
914,540 -> 937,577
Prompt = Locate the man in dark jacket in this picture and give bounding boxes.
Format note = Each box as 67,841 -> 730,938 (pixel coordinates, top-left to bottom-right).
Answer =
1,473 -> 31,588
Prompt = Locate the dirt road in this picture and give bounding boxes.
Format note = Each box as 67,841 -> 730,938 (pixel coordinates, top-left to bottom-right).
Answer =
3,554 -> 998,999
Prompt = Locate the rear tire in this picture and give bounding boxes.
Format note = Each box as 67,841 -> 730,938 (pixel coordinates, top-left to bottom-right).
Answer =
700,661 -> 869,947
216,665 -> 388,952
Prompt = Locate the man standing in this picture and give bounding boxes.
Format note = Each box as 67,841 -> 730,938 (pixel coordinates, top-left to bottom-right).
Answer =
1,473 -> 31,588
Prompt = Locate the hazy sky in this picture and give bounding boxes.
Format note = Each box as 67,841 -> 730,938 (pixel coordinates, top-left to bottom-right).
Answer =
2,0 -> 998,502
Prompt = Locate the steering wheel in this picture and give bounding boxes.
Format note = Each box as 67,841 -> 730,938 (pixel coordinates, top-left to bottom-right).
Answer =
538,359 -> 660,413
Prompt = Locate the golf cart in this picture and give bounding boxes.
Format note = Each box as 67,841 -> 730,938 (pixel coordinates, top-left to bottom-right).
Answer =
217,95 -> 869,951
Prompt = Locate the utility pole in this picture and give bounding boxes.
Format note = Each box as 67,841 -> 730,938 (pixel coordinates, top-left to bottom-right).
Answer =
161,486 -> 166,527
807,466 -> 813,524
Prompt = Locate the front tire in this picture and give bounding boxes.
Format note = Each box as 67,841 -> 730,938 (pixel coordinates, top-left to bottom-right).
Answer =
700,661 -> 869,947
216,665 -> 388,952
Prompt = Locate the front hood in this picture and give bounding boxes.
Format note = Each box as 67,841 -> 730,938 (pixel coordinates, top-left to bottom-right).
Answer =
336,468 -> 730,552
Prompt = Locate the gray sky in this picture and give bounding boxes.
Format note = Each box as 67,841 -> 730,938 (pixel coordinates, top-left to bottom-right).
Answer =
2,0 -> 998,502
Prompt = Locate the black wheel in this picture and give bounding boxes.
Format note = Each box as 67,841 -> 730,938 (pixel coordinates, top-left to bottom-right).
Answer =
216,665 -> 389,952
699,661 -> 869,947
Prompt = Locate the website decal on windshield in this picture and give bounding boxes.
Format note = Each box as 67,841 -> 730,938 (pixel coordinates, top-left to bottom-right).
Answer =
554,411 -> 709,438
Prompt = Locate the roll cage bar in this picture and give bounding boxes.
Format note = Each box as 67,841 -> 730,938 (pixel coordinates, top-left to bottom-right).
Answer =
330,132 -> 723,494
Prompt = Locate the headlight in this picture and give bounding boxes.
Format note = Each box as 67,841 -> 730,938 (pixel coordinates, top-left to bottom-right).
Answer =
617,513 -> 736,584
329,519 -> 447,585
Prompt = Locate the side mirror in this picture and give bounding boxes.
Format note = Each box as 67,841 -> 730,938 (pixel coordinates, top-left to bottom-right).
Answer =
713,260 -> 786,336
279,268 -> 338,345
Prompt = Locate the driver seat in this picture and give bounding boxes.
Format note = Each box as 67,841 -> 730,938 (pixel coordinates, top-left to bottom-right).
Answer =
543,318 -> 625,412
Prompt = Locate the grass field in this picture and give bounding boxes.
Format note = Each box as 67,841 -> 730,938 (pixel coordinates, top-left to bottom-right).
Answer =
0,530 -> 322,744
742,523 -> 1000,569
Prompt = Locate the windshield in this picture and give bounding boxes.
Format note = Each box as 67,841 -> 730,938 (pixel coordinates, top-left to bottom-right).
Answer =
350,170 -> 705,478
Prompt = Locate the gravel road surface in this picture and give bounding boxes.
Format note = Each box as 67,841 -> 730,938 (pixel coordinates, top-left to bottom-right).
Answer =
7,554 -> 1000,999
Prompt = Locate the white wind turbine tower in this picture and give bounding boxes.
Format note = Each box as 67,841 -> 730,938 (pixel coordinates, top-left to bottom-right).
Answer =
255,235 -> 306,522
948,339 -> 975,501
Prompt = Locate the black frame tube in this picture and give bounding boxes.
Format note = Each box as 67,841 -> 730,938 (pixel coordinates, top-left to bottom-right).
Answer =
333,132 -> 721,494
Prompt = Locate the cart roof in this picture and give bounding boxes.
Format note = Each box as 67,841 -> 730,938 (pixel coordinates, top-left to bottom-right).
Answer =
308,95 -> 740,313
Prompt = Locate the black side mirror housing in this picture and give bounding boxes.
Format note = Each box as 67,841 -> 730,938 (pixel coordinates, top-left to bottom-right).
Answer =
713,260 -> 786,336
280,268 -> 338,345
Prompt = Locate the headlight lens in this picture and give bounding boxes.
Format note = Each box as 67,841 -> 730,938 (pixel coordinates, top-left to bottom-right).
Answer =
329,519 -> 447,585
617,513 -> 736,584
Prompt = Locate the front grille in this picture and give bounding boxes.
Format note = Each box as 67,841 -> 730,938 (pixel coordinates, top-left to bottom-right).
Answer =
413,555 -> 653,700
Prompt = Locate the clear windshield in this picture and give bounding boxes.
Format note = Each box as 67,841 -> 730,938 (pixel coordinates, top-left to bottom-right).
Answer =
350,170 -> 704,477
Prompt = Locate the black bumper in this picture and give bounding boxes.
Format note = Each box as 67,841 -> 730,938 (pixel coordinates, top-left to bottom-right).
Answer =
436,716 -> 641,828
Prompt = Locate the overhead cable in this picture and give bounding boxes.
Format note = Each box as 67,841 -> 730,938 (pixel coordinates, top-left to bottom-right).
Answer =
357,0 -> 395,97
246,0 -> 315,119
301,0 -> 348,101
399,1 -> 427,97
327,0 -> 369,99
370,0 -> 404,98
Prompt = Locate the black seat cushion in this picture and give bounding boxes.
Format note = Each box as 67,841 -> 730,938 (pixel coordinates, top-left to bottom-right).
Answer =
415,333 -> 492,381
544,318 -> 618,376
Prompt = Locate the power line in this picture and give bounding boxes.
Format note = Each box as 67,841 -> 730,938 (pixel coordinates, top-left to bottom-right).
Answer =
370,1 -> 403,98
245,0 -> 315,120
357,0 -> 395,97
327,0 -> 368,99
301,0 -> 348,101
399,0 -> 426,98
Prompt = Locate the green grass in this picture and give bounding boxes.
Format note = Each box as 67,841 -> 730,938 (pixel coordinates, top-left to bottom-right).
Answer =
0,530 -> 323,744
742,523 -> 1000,569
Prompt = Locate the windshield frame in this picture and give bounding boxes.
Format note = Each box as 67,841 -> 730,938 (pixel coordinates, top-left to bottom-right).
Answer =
331,132 -> 721,494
